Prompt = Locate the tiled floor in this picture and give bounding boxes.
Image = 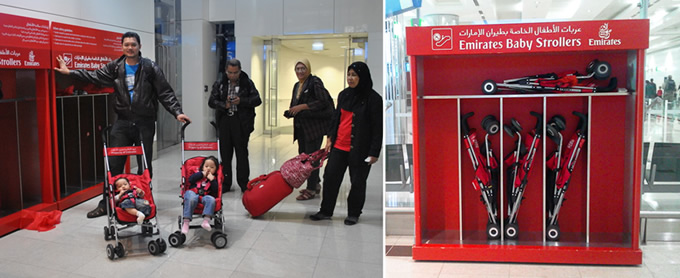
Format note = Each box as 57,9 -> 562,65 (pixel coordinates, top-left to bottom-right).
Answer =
0,134 -> 383,278
384,235 -> 680,278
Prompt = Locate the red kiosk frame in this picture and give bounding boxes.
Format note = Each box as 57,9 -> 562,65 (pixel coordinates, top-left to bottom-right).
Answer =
407,19 -> 648,265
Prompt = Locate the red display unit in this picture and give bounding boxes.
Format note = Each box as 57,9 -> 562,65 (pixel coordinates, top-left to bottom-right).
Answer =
50,22 -> 121,210
0,13 -> 56,236
407,19 -> 648,265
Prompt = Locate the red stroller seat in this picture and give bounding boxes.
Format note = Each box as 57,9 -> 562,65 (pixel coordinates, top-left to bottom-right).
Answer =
110,170 -> 157,223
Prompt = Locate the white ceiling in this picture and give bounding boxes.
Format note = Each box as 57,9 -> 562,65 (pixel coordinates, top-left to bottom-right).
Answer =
411,0 -> 680,54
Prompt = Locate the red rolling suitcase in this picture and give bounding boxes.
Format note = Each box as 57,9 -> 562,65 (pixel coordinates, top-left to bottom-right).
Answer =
242,171 -> 293,217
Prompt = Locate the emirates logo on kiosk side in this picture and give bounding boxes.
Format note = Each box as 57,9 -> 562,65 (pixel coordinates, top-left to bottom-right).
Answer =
598,23 -> 611,39
431,28 -> 453,50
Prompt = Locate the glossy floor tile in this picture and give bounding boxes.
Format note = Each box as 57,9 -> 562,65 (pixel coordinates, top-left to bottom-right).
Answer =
0,134 -> 383,278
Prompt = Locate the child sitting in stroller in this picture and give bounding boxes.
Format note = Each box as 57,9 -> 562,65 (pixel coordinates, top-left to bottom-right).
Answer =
114,177 -> 151,225
182,156 -> 219,234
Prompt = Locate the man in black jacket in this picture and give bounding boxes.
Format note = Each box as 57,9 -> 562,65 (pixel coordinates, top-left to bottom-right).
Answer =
55,31 -> 190,218
209,59 -> 262,193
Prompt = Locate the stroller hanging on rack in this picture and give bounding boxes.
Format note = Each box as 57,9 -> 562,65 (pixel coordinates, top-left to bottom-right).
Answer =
461,112 -> 501,239
545,112 -> 588,241
481,59 -> 616,95
503,112 -> 542,239
102,125 -> 167,260
168,121 -> 228,249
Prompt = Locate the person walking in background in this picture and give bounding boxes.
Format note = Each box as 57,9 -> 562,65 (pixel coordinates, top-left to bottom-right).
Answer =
209,59 -> 262,193
284,59 -> 334,201
309,61 -> 382,225
55,31 -> 191,218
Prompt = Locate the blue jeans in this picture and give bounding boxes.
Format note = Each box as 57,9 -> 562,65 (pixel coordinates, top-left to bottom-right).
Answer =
182,190 -> 215,219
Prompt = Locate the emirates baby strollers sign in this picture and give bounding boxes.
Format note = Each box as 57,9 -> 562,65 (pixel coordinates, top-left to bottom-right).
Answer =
407,19 -> 649,55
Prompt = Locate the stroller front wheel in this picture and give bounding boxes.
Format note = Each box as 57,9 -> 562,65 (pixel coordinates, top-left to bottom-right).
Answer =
169,231 -> 183,247
106,244 -> 116,260
212,232 -> 228,249
482,80 -> 498,95
486,222 -> 501,239
505,223 -> 519,239
547,224 -> 561,241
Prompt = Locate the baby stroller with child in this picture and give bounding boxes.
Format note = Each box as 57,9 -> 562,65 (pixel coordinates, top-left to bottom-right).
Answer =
102,125 -> 167,260
168,121 -> 228,249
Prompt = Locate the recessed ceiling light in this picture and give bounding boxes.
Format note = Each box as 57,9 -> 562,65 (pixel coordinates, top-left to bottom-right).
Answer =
312,42 -> 324,51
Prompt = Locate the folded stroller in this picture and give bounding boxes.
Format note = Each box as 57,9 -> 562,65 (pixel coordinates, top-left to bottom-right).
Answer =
461,112 -> 501,239
503,112 -> 542,239
168,121 -> 227,249
482,59 -> 616,95
545,112 -> 588,241
102,125 -> 166,260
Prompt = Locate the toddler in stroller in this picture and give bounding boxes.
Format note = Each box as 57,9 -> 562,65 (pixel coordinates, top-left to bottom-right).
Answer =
168,122 -> 227,249
113,177 -> 151,225
182,156 -> 219,234
102,125 -> 166,260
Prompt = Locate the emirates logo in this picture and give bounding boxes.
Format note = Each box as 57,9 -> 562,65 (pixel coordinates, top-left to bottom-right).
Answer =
598,23 -> 611,40
28,51 -> 35,62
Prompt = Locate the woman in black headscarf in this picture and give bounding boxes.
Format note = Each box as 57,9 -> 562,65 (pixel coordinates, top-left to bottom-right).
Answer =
309,61 -> 382,225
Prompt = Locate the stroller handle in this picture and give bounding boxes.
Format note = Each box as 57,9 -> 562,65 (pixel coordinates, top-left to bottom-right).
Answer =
181,121 -> 191,141
461,112 -> 474,135
530,111 -> 543,134
572,111 -> 588,135
181,121 -> 220,141
102,124 -> 112,145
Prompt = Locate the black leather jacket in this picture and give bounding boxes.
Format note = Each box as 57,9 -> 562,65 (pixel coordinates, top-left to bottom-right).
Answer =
208,71 -> 262,134
70,53 -> 183,121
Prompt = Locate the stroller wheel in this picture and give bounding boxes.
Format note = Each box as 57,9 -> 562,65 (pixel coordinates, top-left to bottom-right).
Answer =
511,118 -> 522,133
503,124 -> 516,137
168,231 -> 183,247
486,222 -> 501,239
590,60 -> 611,80
212,232 -> 228,249
547,224 -> 561,241
106,244 -> 116,260
505,223 -> 519,239
549,115 -> 567,131
148,240 -> 160,255
156,238 -> 167,253
482,115 -> 500,135
104,226 -> 111,240
482,80 -> 498,95
115,242 -> 125,258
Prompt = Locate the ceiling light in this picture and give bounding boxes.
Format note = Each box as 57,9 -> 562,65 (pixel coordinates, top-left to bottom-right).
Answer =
312,42 -> 324,51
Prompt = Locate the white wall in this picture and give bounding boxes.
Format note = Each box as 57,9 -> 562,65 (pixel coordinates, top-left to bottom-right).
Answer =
181,0 -> 218,141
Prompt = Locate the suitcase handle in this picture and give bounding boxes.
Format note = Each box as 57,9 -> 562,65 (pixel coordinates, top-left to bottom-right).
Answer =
247,173 -> 270,190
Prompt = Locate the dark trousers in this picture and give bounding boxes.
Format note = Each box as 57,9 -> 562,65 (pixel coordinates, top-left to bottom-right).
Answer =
319,148 -> 372,217
297,134 -> 323,191
219,114 -> 250,192
99,119 -> 155,207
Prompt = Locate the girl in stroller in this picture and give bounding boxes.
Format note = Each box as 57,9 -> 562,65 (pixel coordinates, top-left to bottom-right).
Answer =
114,177 -> 151,225
182,156 -> 219,234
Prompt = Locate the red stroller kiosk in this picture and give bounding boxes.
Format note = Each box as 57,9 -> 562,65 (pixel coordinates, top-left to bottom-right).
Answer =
503,112 -> 542,239
168,121 -> 228,249
545,112 -> 588,241
102,125 -> 167,260
461,112 -> 501,239
481,59 -> 617,95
